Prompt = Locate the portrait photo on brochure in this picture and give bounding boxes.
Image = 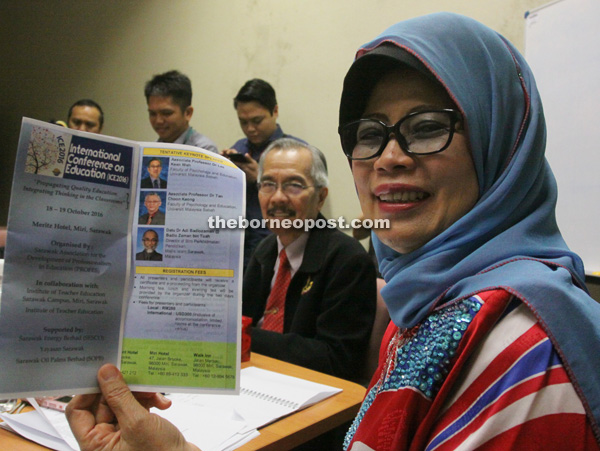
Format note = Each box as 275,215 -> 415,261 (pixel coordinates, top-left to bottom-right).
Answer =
135,227 -> 164,261
140,156 -> 169,189
138,191 -> 166,226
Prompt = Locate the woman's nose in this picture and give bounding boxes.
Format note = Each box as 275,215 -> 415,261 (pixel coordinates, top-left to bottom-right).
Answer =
373,136 -> 415,172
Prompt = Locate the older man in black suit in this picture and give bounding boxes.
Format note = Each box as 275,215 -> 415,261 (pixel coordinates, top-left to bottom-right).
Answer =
135,229 -> 162,261
243,138 -> 376,384
139,192 -> 165,225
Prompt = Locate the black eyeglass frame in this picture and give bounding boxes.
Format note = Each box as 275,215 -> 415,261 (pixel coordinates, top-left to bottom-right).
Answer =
338,108 -> 462,160
257,181 -> 315,196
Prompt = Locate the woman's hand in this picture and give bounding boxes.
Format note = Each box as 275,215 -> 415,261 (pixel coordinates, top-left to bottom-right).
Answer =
66,364 -> 200,451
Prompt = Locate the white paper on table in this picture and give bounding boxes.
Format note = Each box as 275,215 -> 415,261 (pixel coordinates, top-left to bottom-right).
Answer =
153,402 -> 257,451
28,397 -> 80,450
3,402 -> 255,451
39,407 -> 80,451
1,366 -> 341,451
235,366 -> 342,428
165,366 -> 342,430
219,429 -> 261,451
0,410 -> 75,451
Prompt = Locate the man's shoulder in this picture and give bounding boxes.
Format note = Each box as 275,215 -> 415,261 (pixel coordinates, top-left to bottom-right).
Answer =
271,123 -> 307,145
144,210 -> 165,219
187,129 -> 218,153
244,234 -> 277,276
311,226 -> 366,254
298,227 -> 371,274
299,227 -> 374,278
280,133 -> 308,145
230,138 -> 250,154
253,233 -> 277,255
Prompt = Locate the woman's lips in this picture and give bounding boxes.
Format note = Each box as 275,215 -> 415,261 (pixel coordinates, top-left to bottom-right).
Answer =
374,184 -> 430,212
378,191 -> 427,202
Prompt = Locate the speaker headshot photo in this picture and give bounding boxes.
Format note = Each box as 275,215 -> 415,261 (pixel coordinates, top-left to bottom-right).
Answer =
138,191 -> 166,226
140,157 -> 169,189
135,228 -> 163,262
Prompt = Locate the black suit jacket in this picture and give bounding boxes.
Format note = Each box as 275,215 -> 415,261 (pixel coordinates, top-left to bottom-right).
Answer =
140,177 -> 167,189
135,250 -> 163,261
243,221 -> 377,382
139,210 -> 165,225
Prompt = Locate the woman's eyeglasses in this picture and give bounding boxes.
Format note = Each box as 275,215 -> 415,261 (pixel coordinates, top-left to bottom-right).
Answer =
338,109 -> 461,160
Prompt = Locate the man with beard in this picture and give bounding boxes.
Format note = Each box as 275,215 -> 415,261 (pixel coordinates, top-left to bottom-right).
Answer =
242,138 -> 376,384
136,229 -> 163,261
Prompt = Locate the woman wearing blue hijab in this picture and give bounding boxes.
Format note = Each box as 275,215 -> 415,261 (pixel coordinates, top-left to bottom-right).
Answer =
64,12 -> 600,451
339,11 -> 600,450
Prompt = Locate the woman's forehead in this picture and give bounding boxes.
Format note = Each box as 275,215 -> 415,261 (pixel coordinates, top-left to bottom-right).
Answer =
364,68 -> 456,115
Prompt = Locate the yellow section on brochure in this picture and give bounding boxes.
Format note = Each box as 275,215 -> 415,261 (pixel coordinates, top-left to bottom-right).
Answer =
136,266 -> 234,277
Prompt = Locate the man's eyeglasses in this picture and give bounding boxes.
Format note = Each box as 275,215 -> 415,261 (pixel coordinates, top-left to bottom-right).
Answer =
142,238 -> 158,242
338,109 -> 461,160
257,181 -> 314,196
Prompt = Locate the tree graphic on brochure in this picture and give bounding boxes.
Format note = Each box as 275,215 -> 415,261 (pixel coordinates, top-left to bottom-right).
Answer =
25,126 -> 60,174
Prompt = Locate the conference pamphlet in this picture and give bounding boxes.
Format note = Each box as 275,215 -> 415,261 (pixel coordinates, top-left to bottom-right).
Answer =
0,118 -> 245,398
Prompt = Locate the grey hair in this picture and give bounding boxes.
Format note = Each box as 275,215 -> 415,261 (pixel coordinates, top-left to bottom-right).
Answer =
144,192 -> 161,200
258,138 -> 329,188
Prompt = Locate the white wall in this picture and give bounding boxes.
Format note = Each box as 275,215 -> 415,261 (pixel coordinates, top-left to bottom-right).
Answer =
0,0 -> 549,226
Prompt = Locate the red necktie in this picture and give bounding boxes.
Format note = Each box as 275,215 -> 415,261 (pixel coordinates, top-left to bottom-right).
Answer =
262,249 -> 291,333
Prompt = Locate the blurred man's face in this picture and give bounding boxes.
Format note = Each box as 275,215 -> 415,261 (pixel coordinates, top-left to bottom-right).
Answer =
147,96 -> 192,143
144,195 -> 161,215
236,101 -> 278,146
68,106 -> 102,133
142,231 -> 159,252
147,159 -> 162,179
259,148 -> 327,246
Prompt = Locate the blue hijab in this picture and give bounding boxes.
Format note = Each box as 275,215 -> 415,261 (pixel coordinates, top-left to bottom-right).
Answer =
340,12 -> 600,437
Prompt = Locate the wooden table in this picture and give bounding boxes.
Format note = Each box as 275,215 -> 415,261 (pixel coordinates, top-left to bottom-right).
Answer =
0,353 -> 366,450
238,354 -> 366,450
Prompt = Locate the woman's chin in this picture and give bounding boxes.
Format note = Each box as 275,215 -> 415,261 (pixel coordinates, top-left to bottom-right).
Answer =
373,231 -> 420,255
